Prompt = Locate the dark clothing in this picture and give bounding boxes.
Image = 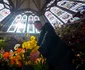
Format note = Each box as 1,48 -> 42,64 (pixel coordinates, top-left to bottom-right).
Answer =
38,22 -> 75,70
48,64 -> 76,70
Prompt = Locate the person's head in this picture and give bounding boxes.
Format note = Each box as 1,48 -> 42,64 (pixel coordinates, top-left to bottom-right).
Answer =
34,21 -> 42,31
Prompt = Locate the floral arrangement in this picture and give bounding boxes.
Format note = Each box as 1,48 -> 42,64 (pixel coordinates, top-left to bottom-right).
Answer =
55,18 -> 85,69
0,36 -> 48,70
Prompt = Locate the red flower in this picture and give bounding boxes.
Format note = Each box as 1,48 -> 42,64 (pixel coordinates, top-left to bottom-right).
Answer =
3,52 -> 10,59
18,61 -> 22,67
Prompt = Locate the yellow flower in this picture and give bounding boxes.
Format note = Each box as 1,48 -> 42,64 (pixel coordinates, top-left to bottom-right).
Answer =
30,36 -> 36,41
35,46 -> 39,49
21,54 -> 25,59
26,41 -> 33,49
29,40 -> 37,49
32,46 -> 39,53
22,41 -> 33,50
22,42 -> 27,48
22,36 -> 38,50
30,40 -> 37,46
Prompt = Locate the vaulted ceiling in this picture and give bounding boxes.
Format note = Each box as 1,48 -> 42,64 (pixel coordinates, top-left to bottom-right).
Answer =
9,0 -> 52,12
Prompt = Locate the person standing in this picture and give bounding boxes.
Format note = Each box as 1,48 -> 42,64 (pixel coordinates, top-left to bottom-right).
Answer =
30,21 -> 75,70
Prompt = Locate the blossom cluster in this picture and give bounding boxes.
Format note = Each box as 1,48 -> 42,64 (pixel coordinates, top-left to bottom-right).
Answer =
0,36 -> 47,69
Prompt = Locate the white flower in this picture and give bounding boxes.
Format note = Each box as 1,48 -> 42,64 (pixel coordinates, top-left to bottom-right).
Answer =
10,50 -> 13,56
14,44 -> 21,50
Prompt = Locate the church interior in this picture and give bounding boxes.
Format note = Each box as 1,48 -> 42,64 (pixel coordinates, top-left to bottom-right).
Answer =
0,0 -> 85,70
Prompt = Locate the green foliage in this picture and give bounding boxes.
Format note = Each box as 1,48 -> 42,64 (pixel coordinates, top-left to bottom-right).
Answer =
0,38 -> 9,49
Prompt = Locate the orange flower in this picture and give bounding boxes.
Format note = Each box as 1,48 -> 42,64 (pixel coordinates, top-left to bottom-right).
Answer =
16,48 -> 22,53
18,61 -> 22,67
3,52 -> 10,59
10,57 -> 15,65
15,55 -> 22,60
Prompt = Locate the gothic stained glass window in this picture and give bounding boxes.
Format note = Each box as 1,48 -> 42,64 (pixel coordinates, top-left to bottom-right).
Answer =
27,24 -> 35,33
0,0 -> 10,22
0,4 -> 4,10
77,0 -> 85,1
3,0 -> 9,4
74,4 -> 85,12
7,15 -> 22,32
57,1 -> 78,10
45,11 -> 63,28
27,15 -> 35,33
57,1 -> 85,12
44,1 -> 85,27
50,6 -> 72,23
1,0 -> 85,34
16,15 -> 27,33
7,12 -> 40,34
